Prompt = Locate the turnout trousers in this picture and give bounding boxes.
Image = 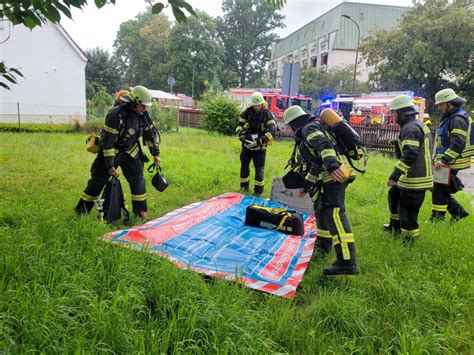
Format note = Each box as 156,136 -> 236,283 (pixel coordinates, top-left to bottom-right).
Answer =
314,182 -> 357,265
75,151 -> 147,215
432,170 -> 469,221
240,146 -> 266,195
388,186 -> 426,240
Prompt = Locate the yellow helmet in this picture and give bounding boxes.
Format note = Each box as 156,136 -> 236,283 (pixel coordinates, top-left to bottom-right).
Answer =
389,95 -> 414,111
129,85 -> 153,106
251,92 -> 265,106
283,105 -> 307,124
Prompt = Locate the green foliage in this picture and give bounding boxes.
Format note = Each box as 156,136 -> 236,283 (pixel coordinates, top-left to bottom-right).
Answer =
300,65 -> 370,98
82,117 -> 105,133
169,11 -> 225,100
87,88 -> 114,120
148,101 -> 178,131
0,123 -> 76,133
0,131 -> 472,353
217,0 -> 285,87
360,0 -> 473,111
85,48 -> 122,96
201,93 -> 240,135
0,62 -> 24,90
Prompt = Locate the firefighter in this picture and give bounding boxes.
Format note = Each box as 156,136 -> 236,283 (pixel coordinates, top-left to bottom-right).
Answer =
431,88 -> 470,222
75,85 -> 161,218
283,105 -> 358,275
236,92 -> 276,196
382,95 -> 433,243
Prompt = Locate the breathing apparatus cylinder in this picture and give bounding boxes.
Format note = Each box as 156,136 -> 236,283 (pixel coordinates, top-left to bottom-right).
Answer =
320,108 -> 363,161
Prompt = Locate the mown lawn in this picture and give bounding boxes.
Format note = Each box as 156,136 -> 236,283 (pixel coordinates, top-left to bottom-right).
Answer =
0,129 -> 472,353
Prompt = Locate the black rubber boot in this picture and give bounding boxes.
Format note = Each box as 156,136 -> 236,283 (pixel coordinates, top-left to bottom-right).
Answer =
382,219 -> 401,234
75,199 -> 94,215
450,210 -> 469,223
430,211 -> 446,222
323,243 -> 358,276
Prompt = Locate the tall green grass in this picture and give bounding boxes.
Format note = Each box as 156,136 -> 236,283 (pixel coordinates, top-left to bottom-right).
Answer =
0,129 -> 472,353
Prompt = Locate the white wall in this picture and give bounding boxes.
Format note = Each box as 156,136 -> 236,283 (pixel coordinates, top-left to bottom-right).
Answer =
0,22 -> 87,124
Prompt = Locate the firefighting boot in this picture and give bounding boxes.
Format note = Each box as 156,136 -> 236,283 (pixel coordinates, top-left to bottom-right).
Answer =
75,199 -> 94,215
315,236 -> 332,255
450,210 -> 469,223
323,243 -> 358,276
382,219 -> 401,234
430,211 -> 446,222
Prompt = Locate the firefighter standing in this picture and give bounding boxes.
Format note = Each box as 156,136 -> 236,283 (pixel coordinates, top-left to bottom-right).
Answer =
431,88 -> 471,222
383,95 -> 433,243
283,105 -> 358,275
236,92 -> 276,196
75,85 -> 160,218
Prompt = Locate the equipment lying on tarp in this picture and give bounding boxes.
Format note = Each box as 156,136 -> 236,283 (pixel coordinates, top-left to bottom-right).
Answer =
102,193 -> 317,299
245,204 -> 304,236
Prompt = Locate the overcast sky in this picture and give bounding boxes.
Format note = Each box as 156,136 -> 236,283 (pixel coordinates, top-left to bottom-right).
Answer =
61,0 -> 414,52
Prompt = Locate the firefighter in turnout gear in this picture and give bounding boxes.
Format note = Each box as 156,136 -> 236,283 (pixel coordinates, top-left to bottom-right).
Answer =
236,92 -> 276,196
431,88 -> 471,222
75,85 -> 161,218
383,95 -> 433,243
283,106 -> 358,276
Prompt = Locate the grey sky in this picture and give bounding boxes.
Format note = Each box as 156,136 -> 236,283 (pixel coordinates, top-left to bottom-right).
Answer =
61,0 -> 414,52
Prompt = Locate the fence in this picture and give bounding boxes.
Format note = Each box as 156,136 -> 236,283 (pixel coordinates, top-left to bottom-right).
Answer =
178,108 -> 203,128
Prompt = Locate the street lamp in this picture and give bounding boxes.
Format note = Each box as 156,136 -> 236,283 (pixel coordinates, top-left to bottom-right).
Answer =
342,14 -> 360,94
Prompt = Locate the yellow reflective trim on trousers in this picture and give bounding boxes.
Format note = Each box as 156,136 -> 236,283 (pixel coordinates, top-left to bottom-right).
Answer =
103,125 -> 119,134
255,180 -> 265,186
306,131 -> 324,141
432,204 -> 447,212
131,193 -> 147,201
81,192 -> 99,202
103,148 -> 115,157
317,229 -> 333,238
321,149 -> 337,159
452,128 -> 467,137
401,139 -> 420,148
267,119 -> 276,126
401,228 -> 419,238
240,177 -> 250,183
306,173 -> 317,183
390,213 -> 399,220
341,242 -> 351,260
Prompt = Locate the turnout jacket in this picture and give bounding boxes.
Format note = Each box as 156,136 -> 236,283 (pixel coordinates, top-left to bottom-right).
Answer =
435,107 -> 471,170
100,103 -> 160,168
295,120 -> 355,187
389,118 -> 433,190
236,106 -> 276,149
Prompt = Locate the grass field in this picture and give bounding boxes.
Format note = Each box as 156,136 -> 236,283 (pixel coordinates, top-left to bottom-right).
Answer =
0,129 -> 472,353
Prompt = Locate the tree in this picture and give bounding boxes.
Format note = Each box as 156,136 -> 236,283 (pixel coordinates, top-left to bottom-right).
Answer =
85,48 -> 122,98
217,0 -> 285,88
360,0 -> 473,111
300,65 -> 369,100
114,12 -> 172,89
169,11 -> 225,99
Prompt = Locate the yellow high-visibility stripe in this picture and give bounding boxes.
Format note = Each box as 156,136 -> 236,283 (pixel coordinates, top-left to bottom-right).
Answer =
402,139 -> 420,148
306,131 -> 324,140
265,132 -> 274,141
390,213 -> 399,220
306,173 -> 317,183
103,125 -> 119,134
255,180 -> 265,186
432,204 -> 447,212
395,160 -> 409,173
401,228 -> 419,238
103,148 -> 115,157
81,192 -> 99,202
444,149 -> 459,159
240,177 -> 250,183
321,149 -> 337,159
131,193 -> 147,201
267,119 -> 276,125
238,118 -> 246,123
317,229 -> 333,239
452,128 -> 467,137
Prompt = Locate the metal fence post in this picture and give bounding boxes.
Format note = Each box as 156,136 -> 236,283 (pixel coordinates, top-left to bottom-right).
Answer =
17,102 -> 21,130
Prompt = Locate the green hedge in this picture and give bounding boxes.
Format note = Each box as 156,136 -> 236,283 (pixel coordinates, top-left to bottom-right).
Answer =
201,92 -> 240,135
0,123 -> 76,133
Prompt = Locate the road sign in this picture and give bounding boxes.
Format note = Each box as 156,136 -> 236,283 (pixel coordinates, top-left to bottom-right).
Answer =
167,76 -> 176,87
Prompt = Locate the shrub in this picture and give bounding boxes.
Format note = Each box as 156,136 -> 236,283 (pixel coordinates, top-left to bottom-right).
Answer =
0,123 -> 75,133
87,87 -> 114,120
201,92 -> 240,135
82,117 -> 105,133
149,101 -> 178,132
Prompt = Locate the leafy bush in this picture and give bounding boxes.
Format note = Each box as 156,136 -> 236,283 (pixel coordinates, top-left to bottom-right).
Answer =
0,123 -> 75,133
149,101 -> 178,132
87,87 -> 114,120
201,92 -> 240,135
81,117 -> 105,133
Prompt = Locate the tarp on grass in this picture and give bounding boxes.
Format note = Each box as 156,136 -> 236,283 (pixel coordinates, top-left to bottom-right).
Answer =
102,193 -> 317,299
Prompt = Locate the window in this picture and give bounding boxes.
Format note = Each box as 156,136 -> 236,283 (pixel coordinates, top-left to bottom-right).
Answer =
267,97 -> 273,108
321,53 -> 328,65
277,97 -> 288,110
311,57 -> 317,67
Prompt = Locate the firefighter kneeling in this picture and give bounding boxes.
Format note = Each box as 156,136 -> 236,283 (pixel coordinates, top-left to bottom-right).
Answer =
75,85 -> 161,219
283,106 -> 358,276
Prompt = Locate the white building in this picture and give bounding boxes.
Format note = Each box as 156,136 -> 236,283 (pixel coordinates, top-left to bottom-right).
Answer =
269,2 -> 409,88
0,20 -> 87,124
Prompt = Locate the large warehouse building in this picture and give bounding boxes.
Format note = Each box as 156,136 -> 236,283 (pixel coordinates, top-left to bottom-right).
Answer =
269,2 -> 409,87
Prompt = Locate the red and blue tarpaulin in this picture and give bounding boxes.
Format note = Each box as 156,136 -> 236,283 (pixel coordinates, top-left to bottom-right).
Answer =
102,193 -> 317,299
